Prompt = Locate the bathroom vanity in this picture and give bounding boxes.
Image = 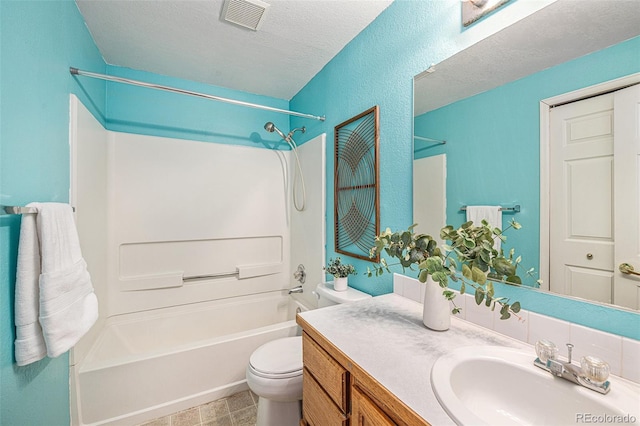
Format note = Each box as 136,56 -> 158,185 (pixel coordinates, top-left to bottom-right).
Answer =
296,293 -> 531,425
300,325 -> 424,425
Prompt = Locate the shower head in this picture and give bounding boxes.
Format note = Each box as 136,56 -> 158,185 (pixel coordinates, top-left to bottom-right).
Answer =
264,122 -> 288,141
264,122 -> 306,143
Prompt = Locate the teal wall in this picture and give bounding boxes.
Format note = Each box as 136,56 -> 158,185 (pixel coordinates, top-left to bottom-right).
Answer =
0,2 -> 288,425
104,65 -> 292,149
0,1 -> 105,425
291,0 -> 546,295
292,2 -> 640,339
291,0 -> 451,296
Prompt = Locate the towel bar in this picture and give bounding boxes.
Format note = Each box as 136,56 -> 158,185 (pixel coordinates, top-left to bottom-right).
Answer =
3,205 -> 76,215
182,271 -> 239,281
460,205 -> 520,213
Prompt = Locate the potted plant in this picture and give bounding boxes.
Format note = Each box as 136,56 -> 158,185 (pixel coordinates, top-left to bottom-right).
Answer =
368,219 -> 538,330
324,257 -> 357,291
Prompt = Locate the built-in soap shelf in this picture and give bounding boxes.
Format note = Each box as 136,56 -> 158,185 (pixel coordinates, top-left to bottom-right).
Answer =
121,263 -> 284,292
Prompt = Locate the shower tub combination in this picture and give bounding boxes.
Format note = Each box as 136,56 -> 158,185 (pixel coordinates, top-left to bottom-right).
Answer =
68,97 -> 327,426
71,292 -> 309,425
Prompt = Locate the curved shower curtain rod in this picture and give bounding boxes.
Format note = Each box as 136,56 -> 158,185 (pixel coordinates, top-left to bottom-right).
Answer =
69,67 -> 326,122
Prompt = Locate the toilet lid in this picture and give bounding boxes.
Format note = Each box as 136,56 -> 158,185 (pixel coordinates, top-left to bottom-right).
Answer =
250,336 -> 303,377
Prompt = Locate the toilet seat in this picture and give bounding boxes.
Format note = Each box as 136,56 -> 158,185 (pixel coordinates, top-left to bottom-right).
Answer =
249,336 -> 303,379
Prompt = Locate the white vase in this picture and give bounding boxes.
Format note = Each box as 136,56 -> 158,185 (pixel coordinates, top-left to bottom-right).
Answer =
422,276 -> 450,331
333,276 -> 348,291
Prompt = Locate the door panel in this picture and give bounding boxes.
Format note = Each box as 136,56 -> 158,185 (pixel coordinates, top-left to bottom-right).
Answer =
614,84 -> 640,309
550,93 -> 614,301
566,156 -> 613,239
564,266 -> 613,304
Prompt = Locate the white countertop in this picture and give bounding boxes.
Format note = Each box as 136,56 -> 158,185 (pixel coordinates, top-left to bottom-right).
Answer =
298,293 -> 532,425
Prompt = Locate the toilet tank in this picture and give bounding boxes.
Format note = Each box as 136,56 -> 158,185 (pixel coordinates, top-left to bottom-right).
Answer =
315,282 -> 372,308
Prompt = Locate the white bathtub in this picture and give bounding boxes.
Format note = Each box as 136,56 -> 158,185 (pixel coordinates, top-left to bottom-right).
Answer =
71,292 -> 310,426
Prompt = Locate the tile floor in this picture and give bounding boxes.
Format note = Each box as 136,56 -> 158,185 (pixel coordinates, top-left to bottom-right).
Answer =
139,390 -> 258,426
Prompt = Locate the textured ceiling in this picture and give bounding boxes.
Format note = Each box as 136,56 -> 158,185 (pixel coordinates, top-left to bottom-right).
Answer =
75,0 -> 393,100
414,0 -> 640,116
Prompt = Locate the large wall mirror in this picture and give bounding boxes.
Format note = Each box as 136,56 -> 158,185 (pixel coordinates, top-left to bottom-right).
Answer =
413,1 -> 640,312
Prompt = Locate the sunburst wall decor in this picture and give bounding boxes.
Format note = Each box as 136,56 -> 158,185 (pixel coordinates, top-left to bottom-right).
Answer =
334,106 -> 380,262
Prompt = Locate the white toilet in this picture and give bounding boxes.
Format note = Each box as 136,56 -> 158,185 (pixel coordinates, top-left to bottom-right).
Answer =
246,283 -> 371,426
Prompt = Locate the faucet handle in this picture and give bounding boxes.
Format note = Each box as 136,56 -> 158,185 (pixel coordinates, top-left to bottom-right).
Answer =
535,340 -> 558,363
293,264 -> 306,284
580,356 -> 610,384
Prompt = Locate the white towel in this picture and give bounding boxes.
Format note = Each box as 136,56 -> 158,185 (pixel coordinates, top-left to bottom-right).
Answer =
466,205 -> 502,251
14,203 -> 98,365
14,207 -> 46,365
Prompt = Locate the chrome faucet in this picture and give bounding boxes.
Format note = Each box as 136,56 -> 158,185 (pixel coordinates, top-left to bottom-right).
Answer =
534,342 -> 610,394
288,285 -> 304,294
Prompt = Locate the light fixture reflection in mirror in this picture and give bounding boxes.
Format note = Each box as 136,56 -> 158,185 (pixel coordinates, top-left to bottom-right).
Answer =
462,0 -> 511,27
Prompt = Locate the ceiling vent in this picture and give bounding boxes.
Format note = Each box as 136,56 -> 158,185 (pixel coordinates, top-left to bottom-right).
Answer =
221,0 -> 270,31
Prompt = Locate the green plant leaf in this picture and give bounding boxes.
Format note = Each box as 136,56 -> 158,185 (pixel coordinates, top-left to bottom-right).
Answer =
500,304 -> 511,320
493,258 -> 516,276
462,264 -> 472,280
505,275 -> 522,285
448,257 -> 457,269
486,281 -> 494,298
471,266 -> 487,285
401,231 -> 411,246
479,249 -> 491,264
474,288 -> 484,305
510,301 -> 521,313
432,270 -> 448,285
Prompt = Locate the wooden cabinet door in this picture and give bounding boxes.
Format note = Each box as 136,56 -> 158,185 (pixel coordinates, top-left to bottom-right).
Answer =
351,385 -> 397,426
303,369 -> 347,426
303,332 -> 348,412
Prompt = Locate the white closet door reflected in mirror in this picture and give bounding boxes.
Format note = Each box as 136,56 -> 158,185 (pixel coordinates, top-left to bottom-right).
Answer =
550,85 -> 640,310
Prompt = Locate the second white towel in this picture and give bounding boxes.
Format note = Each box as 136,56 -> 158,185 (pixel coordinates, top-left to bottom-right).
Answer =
466,205 -> 502,251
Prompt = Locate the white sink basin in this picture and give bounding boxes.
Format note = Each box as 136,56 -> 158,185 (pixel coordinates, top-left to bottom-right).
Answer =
431,346 -> 640,426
